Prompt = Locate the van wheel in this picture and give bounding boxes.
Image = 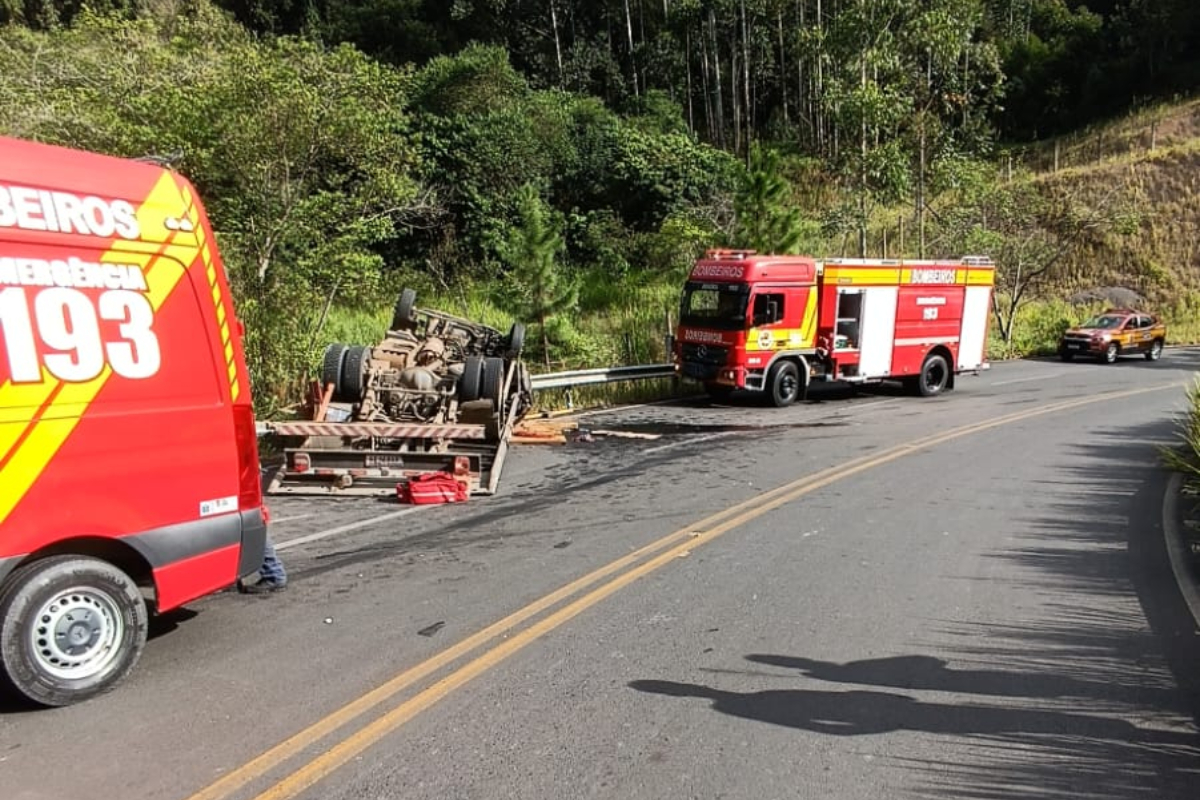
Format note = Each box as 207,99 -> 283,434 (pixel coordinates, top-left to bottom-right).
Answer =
340,346 -> 372,401
917,353 -> 950,397
767,361 -> 801,407
1145,339 -> 1163,361
0,556 -> 148,708
391,288 -> 418,331
459,356 -> 483,402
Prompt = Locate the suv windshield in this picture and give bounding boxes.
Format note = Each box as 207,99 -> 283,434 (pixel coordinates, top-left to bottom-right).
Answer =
1079,314 -> 1126,330
680,282 -> 750,331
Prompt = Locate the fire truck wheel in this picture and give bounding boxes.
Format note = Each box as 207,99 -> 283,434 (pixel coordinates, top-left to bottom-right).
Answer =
459,356 -> 484,402
767,360 -> 802,407
340,346 -> 372,401
1100,342 -> 1119,364
322,344 -> 348,397
391,288 -> 418,331
917,353 -> 950,397
0,555 -> 148,708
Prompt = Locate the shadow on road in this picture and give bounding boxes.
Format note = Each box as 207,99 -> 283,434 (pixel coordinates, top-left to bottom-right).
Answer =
629,411 -> 1200,798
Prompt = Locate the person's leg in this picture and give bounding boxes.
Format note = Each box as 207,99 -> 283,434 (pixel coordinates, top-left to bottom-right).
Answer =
240,536 -> 287,593
259,536 -> 287,584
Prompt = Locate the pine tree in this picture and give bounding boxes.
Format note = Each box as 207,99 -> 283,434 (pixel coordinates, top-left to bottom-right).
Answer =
499,184 -> 578,368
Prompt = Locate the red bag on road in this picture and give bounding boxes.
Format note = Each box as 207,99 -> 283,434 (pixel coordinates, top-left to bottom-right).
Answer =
397,472 -> 468,505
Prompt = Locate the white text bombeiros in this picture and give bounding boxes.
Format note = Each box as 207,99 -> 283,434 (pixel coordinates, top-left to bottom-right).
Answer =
0,184 -> 141,240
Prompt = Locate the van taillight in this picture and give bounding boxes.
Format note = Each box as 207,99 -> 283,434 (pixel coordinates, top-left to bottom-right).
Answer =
232,405 -> 263,511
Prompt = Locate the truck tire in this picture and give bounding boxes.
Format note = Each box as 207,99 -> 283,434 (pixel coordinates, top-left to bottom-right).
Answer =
1100,342 -> 1119,364
917,353 -> 950,397
1145,339 -> 1163,361
459,356 -> 483,402
321,344 -> 348,395
505,323 -> 526,358
767,360 -> 802,407
339,346 -> 372,402
390,288 -> 418,331
0,556 -> 148,707
481,357 -> 505,408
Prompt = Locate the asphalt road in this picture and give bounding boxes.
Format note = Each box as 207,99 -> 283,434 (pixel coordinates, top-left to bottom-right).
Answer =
5,350 -> 1200,800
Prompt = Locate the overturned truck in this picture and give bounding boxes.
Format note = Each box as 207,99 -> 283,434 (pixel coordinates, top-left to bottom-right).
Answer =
265,289 -> 532,496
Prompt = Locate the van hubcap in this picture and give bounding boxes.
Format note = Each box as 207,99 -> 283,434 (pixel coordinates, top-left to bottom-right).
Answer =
30,588 -> 124,680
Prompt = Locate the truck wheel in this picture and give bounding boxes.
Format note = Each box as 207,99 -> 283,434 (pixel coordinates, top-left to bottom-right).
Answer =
917,353 -> 950,397
459,356 -> 483,402
390,288 -> 418,331
1145,339 -> 1163,361
1100,342 -> 1119,364
767,361 -> 801,407
505,324 -> 526,358
339,346 -> 372,401
0,556 -> 148,707
481,357 -> 505,408
321,344 -> 348,395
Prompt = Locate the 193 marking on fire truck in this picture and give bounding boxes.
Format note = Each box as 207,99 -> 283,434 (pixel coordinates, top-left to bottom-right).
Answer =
0,258 -> 162,384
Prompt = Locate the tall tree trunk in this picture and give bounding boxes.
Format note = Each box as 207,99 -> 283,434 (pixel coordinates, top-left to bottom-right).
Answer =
549,0 -> 564,84
624,0 -> 639,96
710,8 -> 725,148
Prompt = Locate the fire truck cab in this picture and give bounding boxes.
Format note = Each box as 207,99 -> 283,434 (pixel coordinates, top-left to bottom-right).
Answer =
673,250 -> 995,405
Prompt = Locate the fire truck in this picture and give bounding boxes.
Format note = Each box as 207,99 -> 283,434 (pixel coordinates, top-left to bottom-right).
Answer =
672,250 -> 995,405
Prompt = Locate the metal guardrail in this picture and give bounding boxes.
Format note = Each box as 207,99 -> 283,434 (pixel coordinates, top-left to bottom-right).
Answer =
528,363 -> 676,390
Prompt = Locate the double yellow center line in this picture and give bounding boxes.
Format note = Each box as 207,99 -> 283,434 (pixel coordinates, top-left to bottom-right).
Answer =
188,381 -> 1183,800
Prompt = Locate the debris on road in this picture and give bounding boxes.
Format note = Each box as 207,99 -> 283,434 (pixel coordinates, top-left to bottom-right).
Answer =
418,621 -> 446,637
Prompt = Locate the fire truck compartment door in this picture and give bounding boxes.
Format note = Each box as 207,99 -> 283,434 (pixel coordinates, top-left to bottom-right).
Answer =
957,286 -> 991,370
858,287 -> 899,377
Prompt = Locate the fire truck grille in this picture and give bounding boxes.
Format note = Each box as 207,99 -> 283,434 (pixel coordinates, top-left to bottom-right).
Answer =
682,343 -> 729,365
680,343 -> 728,380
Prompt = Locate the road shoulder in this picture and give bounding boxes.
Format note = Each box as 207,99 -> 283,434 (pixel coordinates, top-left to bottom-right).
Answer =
1163,471 -> 1200,627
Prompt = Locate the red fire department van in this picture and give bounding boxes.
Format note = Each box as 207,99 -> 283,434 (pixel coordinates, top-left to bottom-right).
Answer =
673,250 -> 995,405
0,137 -> 267,706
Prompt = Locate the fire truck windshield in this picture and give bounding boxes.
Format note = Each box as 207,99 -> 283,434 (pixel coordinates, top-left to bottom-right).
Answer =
680,281 -> 750,330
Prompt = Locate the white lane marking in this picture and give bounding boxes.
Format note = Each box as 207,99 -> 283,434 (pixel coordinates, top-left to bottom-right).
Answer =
269,514 -> 315,525
275,507 -> 426,551
643,431 -> 737,454
990,372 -> 1062,387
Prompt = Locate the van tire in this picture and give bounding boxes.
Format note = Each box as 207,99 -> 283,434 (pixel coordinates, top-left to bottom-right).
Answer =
459,356 -> 484,402
340,346 -> 372,401
917,353 -> 950,397
391,288 -> 418,331
321,344 -> 347,396
0,556 -> 148,708
767,360 -> 801,407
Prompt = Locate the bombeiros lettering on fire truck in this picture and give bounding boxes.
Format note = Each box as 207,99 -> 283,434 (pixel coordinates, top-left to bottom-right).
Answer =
692,263 -> 745,280
673,250 -> 995,407
0,256 -> 160,383
0,182 -> 141,240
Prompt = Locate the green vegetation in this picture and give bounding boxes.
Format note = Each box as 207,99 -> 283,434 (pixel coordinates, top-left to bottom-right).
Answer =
1,1 -> 1196,415
1162,378 -> 1200,494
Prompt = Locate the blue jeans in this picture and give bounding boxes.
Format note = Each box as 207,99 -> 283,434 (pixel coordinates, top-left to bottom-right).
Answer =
259,536 -> 287,584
